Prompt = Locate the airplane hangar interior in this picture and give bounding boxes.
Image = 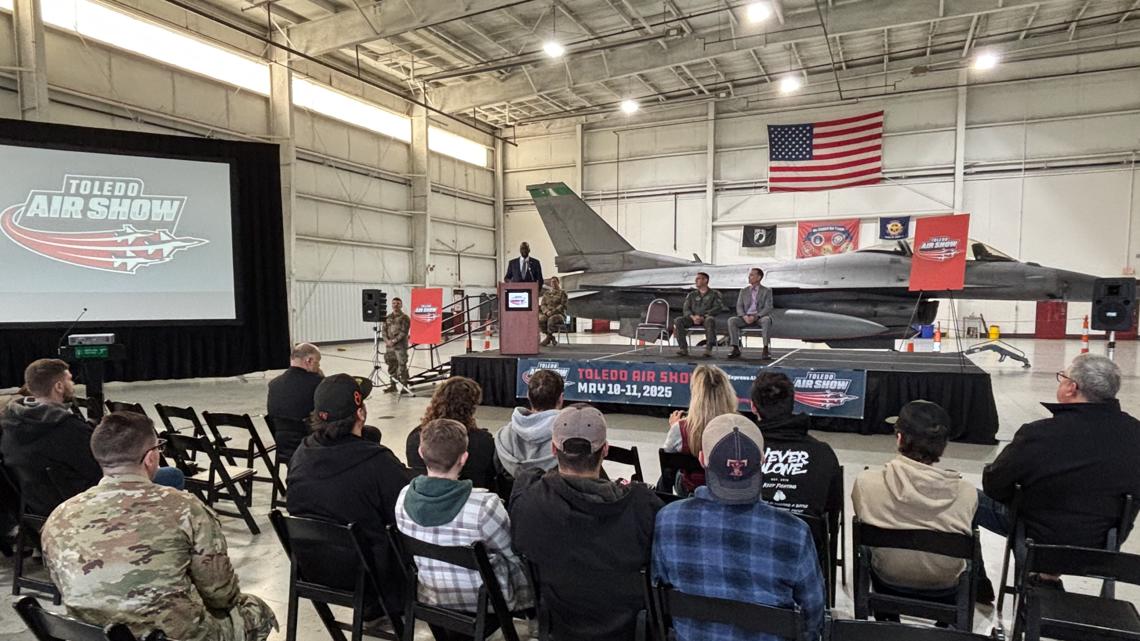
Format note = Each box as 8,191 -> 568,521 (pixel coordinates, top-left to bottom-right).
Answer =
1,0 -> 1140,640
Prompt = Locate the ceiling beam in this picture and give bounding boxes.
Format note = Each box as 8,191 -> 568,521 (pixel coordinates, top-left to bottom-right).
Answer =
430,0 -> 1054,113
288,0 -> 532,56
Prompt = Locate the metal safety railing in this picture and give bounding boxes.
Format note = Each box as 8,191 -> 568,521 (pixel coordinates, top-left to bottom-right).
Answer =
405,294 -> 498,387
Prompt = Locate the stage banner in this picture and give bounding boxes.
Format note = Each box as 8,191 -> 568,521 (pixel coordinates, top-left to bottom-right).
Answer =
909,214 -> 970,292
742,224 -> 777,248
879,215 -> 910,240
796,219 -> 860,258
409,287 -> 444,345
517,358 -> 866,419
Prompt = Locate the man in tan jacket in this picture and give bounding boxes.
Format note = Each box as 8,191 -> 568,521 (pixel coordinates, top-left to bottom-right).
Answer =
852,400 -> 976,611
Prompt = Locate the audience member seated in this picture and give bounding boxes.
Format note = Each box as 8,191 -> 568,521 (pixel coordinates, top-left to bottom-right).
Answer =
852,400 -> 977,610
286,374 -> 414,626
41,411 -> 277,641
511,404 -> 664,641
397,418 -> 533,616
653,414 -> 825,641
979,354 -> 1140,553
661,365 -> 737,495
751,372 -> 842,519
1,359 -> 182,516
495,369 -> 564,478
406,377 -> 498,491
266,343 -> 323,454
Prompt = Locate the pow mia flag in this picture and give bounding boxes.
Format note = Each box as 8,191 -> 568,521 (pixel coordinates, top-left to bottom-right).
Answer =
742,224 -> 777,248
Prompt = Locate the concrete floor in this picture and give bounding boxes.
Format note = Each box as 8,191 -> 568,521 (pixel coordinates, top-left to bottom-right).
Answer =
0,334 -> 1137,639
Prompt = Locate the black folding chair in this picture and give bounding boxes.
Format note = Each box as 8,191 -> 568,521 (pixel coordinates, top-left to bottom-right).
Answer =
69,396 -> 89,421
104,400 -> 147,416
656,450 -> 703,495
1014,541 -> 1140,641
4,465 -> 64,603
153,404 -> 209,465
264,416 -> 308,510
793,511 -> 835,608
269,511 -> 402,641
389,529 -> 523,641
202,412 -> 286,502
828,619 -> 994,641
522,556 -> 649,641
162,432 -> 259,535
14,595 -> 168,641
653,582 -> 808,641
997,486 -> 1135,611
604,444 -> 644,483
852,517 -> 980,631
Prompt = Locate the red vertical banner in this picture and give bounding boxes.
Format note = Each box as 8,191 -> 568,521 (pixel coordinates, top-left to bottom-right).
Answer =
909,214 -> 970,292
410,287 -> 444,345
796,219 -> 860,258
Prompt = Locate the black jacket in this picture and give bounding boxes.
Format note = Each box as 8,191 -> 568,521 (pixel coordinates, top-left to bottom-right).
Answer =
983,400 -> 1140,547
406,425 -> 498,492
510,468 -> 663,641
267,366 -> 322,421
286,432 -> 414,613
758,413 -> 844,519
504,256 -> 543,284
0,398 -> 102,515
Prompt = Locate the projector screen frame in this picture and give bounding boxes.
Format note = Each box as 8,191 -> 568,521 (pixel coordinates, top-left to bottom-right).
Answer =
0,136 -> 246,328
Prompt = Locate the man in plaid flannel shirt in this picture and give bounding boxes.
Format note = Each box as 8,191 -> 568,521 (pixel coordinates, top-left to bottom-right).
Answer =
653,414 -> 826,641
396,418 -> 533,614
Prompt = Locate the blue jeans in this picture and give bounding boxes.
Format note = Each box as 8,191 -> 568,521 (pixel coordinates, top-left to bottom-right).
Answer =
153,466 -> 186,490
974,490 -> 1012,537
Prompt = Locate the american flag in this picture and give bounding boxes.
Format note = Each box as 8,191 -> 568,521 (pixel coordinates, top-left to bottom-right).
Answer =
767,111 -> 884,192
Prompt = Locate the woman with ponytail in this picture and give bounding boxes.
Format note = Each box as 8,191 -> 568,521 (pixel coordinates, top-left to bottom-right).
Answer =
661,364 -> 739,494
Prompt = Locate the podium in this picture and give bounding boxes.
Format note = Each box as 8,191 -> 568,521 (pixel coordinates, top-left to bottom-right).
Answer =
498,281 -> 540,356
59,343 -> 126,421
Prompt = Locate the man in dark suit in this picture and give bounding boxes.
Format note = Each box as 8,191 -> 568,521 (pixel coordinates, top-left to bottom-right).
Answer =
505,241 -> 544,284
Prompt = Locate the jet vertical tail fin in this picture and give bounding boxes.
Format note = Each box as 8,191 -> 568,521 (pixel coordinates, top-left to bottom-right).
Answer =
527,182 -> 691,272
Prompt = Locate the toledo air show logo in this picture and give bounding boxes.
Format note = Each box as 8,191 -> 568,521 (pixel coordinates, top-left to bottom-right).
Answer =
521,362 -> 570,384
0,175 -> 207,274
413,302 -> 441,324
792,371 -> 859,410
915,235 -> 962,262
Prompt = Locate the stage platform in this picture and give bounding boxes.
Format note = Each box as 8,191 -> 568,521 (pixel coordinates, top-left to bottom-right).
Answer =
452,345 -> 999,444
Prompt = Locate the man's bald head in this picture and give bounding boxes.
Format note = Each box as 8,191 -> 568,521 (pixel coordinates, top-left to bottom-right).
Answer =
290,343 -> 322,373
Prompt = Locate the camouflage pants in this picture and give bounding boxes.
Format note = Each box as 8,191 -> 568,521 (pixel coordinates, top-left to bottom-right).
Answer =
221,593 -> 278,641
538,313 -> 565,335
385,346 -> 409,383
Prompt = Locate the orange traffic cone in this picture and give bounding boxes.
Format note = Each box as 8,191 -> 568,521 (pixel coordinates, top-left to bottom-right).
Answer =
906,339 -> 915,353
933,323 -> 942,352
1081,315 -> 1090,354
483,326 -> 493,351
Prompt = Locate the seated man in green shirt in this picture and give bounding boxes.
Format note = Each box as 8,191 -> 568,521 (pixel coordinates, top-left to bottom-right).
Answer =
673,271 -> 726,358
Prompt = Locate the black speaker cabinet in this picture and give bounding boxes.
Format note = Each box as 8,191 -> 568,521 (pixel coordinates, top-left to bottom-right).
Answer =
362,289 -> 387,323
1091,278 -> 1136,331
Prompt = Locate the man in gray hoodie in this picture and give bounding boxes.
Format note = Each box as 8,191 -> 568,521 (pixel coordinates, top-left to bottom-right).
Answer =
852,400 -> 977,612
494,369 -> 564,478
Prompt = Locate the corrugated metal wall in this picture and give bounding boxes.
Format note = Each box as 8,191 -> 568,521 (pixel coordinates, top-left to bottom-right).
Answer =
292,281 -> 412,343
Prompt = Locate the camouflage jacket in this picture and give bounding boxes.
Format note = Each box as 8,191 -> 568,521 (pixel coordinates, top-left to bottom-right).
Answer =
42,475 -> 253,641
539,288 -> 568,318
383,310 -> 410,346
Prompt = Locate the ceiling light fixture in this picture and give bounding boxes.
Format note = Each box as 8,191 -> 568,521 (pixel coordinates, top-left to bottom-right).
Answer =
543,40 -> 565,58
778,75 -> 802,94
746,2 -> 773,23
973,51 -> 999,70
620,99 -> 639,114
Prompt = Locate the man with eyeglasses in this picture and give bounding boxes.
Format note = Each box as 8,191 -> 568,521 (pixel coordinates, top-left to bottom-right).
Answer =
977,354 -> 1140,584
41,411 -> 277,641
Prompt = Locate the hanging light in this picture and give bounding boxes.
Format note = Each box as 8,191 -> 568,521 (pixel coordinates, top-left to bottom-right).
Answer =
746,2 -> 773,23
543,40 -> 565,58
620,99 -> 640,114
973,51 -> 1000,70
778,75 -> 802,94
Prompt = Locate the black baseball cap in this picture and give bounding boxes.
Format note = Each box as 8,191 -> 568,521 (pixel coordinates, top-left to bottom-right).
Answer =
313,374 -> 373,422
885,400 -> 951,438
702,414 -> 765,505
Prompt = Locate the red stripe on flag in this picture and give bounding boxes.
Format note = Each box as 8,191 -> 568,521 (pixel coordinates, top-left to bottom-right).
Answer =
768,166 -> 881,183
813,132 -> 881,150
769,177 -> 883,192
812,121 -> 883,140
813,110 -> 884,128
769,156 -> 880,173
811,144 -> 881,161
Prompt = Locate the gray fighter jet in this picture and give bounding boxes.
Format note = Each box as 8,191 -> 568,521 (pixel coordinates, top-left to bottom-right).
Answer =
527,182 -> 1099,347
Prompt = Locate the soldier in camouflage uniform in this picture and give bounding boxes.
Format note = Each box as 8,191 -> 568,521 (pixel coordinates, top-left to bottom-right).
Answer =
42,412 -> 277,641
383,296 -> 411,392
539,276 -> 569,346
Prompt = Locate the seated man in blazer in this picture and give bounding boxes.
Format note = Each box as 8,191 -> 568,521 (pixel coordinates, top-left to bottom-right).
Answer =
728,267 -> 774,360
505,241 -> 544,284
